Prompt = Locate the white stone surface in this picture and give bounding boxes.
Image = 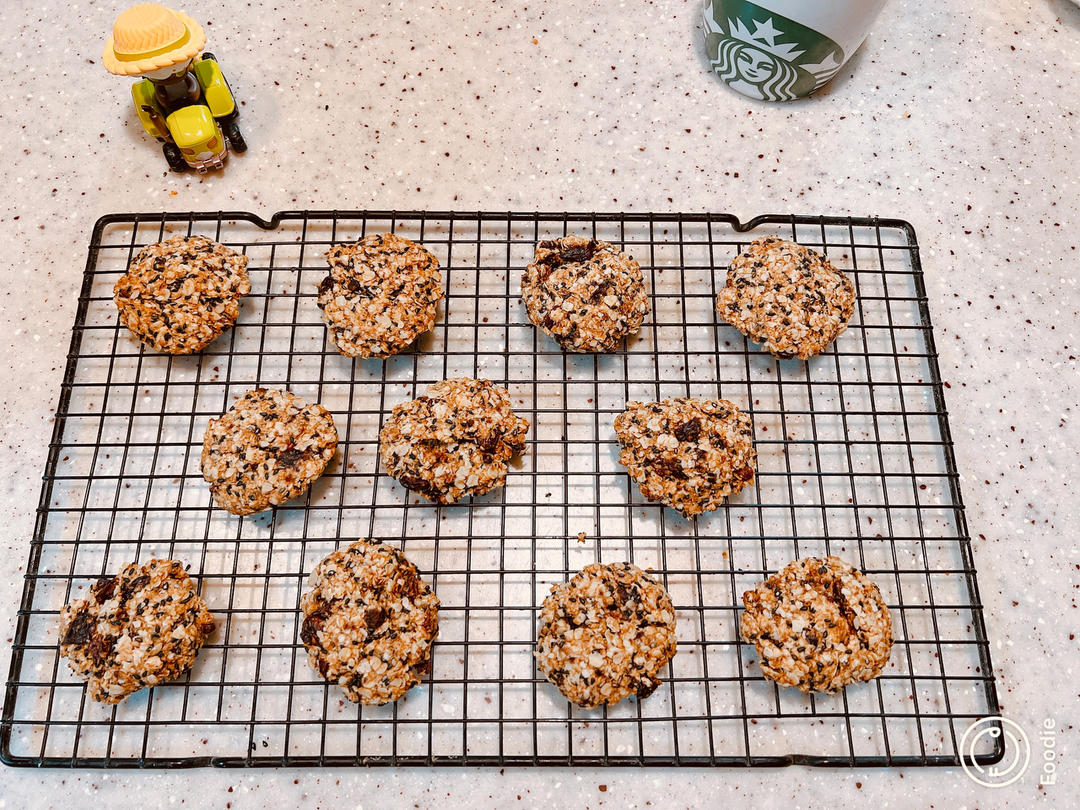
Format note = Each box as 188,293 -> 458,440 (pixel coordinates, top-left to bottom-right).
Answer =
0,0 -> 1077,806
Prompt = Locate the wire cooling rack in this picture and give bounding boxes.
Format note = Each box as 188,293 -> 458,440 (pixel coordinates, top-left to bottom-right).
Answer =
2,211 -> 1000,768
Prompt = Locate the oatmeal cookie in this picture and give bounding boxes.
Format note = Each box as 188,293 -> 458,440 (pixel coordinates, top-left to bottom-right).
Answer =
741,556 -> 893,693
521,236 -> 649,353
300,539 -> 440,704
318,233 -> 443,358
535,562 -> 677,708
113,234 -> 251,354
379,377 -> 529,503
200,388 -> 338,515
614,397 -> 756,517
59,559 -> 215,704
716,236 -> 855,359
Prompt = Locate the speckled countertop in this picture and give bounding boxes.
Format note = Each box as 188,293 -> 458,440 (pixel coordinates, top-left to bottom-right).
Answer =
1,0 -> 1077,807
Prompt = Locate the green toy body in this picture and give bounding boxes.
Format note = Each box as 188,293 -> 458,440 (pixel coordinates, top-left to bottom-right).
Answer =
131,54 -> 246,173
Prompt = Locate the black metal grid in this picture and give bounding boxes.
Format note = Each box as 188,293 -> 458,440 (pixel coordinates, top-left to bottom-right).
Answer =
2,211 -> 1000,768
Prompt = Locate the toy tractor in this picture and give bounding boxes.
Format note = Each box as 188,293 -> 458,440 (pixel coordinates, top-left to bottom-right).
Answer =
103,4 -> 246,173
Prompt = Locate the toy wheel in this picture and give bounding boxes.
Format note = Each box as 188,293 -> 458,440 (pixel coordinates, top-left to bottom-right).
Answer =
224,122 -> 247,153
162,143 -> 188,172
201,51 -> 217,62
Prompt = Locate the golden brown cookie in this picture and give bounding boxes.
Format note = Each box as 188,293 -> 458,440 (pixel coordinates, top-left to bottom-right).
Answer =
614,397 -> 756,517
114,234 -> 250,354
200,388 -> 338,515
741,555 -> 893,693
535,562 -> 677,708
318,233 -> 443,358
379,377 -> 529,503
717,237 -> 855,359
521,236 -> 649,353
300,539 -> 440,704
59,559 -> 215,704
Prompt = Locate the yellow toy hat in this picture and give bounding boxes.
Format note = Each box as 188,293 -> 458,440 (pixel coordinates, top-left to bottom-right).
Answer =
103,4 -> 205,76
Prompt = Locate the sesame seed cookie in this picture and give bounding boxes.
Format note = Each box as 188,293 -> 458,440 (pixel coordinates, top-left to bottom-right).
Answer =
318,233 -> 443,358
521,236 -> 649,353
113,234 -> 251,354
200,388 -> 338,516
379,377 -> 529,504
614,397 -> 756,517
741,556 -> 893,693
717,237 -> 855,359
535,562 -> 677,708
300,539 -> 440,705
59,559 -> 215,704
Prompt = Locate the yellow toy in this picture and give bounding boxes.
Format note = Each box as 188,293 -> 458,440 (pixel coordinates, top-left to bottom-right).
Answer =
103,3 -> 246,172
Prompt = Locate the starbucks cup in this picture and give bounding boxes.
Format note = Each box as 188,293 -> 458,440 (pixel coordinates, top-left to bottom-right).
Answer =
701,0 -> 889,101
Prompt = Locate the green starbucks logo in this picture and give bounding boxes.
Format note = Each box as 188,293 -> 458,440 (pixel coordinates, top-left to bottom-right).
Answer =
702,0 -> 845,101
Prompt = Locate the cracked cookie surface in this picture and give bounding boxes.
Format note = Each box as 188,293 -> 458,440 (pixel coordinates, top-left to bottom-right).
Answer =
535,561 -> 677,708
300,539 -> 440,705
717,237 -> 855,359
59,559 -> 215,704
379,377 -> 529,503
521,236 -> 649,353
114,234 -> 251,354
741,555 -> 893,693
614,397 -> 756,517
200,388 -> 338,515
318,233 -> 443,358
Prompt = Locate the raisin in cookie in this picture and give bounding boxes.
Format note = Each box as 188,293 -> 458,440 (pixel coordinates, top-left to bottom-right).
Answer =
379,377 -> 529,503
300,539 -> 440,704
318,233 -> 443,358
59,559 -> 215,704
741,556 -> 893,693
535,561 -> 677,708
717,237 -> 855,359
200,388 -> 338,515
114,234 -> 251,354
521,236 -> 649,353
614,397 -> 756,517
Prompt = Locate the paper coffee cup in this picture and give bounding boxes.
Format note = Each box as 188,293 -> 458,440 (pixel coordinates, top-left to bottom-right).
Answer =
701,0 -> 888,101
